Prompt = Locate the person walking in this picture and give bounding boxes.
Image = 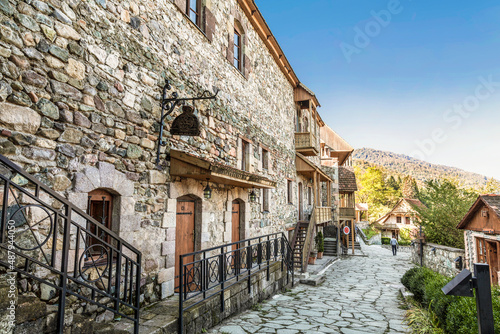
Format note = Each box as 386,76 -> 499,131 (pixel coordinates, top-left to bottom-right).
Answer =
390,235 -> 398,256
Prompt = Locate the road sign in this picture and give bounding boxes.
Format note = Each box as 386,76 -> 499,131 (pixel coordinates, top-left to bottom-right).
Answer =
343,226 -> 350,235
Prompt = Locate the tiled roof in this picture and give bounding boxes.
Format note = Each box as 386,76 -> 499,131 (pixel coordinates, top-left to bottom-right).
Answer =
481,195 -> 500,218
405,198 -> 425,209
339,166 -> 357,192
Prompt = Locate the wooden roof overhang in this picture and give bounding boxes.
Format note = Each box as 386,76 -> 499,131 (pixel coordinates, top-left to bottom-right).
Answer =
295,153 -> 333,183
238,0 -> 299,88
457,195 -> 500,232
170,150 -> 276,189
329,150 -> 353,166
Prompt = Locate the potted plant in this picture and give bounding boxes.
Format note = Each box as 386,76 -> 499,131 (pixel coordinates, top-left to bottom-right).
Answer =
308,250 -> 317,265
315,231 -> 324,259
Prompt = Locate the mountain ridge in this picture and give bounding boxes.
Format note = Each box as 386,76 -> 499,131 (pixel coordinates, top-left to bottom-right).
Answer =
353,147 -> 493,189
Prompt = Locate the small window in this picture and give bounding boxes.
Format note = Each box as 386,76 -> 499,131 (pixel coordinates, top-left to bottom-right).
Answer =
308,187 -> 312,206
187,0 -> 201,26
234,29 -> 242,71
262,189 -> 269,212
406,217 -> 411,224
477,238 -> 487,263
396,216 -> 402,224
262,148 -> 269,170
241,139 -> 249,171
287,180 -> 293,204
87,189 -> 114,261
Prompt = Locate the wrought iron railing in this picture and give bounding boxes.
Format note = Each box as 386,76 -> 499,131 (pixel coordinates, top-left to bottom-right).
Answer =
0,154 -> 141,334
178,232 -> 294,333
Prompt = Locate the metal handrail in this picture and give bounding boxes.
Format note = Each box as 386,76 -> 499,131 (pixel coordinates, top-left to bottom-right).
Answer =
178,232 -> 294,333
0,154 -> 141,334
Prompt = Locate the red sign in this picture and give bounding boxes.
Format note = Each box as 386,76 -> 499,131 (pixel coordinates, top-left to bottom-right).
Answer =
343,226 -> 350,235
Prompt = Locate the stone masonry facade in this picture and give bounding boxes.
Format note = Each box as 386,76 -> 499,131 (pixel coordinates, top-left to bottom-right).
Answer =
0,0 -> 306,330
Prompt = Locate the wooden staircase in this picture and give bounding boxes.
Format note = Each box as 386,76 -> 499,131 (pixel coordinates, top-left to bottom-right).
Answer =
292,221 -> 309,272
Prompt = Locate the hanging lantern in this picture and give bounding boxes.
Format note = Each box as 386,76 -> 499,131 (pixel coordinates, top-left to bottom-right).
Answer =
203,179 -> 212,199
249,189 -> 257,203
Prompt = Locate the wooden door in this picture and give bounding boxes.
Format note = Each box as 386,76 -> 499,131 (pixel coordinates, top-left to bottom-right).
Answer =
232,202 -> 240,250
298,183 -> 303,221
486,241 -> 499,285
175,201 -> 195,292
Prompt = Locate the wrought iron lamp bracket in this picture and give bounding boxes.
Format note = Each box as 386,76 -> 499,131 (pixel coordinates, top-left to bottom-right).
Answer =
156,80 -> 218,169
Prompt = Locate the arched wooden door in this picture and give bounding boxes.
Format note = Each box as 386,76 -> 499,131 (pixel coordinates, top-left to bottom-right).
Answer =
175,200 -> 195,291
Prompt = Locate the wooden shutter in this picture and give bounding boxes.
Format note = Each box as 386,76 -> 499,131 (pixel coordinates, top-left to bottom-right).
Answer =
174,0 -> 187,13
243,34 -> 251,77
226,33 -> 234,63
204,7 -> 216,42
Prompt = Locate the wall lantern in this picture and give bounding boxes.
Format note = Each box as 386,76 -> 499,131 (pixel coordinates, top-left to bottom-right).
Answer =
203,179 -> 212,200
249,190 -> 257,203
155,80 -> 218,169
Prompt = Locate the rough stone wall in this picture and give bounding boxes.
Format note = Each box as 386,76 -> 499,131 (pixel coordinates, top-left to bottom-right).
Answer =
0,0 -> 298,320
410,243 -> 465,277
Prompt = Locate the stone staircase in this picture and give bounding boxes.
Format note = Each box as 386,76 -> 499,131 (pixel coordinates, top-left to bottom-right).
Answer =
324,238 -> 337,256
292,222 -> 309,272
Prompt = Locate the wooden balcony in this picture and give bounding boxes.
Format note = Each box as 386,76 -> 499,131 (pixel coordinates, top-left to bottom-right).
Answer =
339,207 -> 356,218
295,132 -> 319,156
315,206 -> 332,225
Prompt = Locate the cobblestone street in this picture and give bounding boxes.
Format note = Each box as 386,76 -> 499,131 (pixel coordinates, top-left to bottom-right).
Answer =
208,243 -> 413,334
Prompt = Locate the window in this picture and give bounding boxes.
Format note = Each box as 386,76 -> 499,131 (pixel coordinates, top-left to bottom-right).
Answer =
262,189 -> 269,212
187,0 -> 201,26
262,148 -> 269,170
406,217 -> 411,224
87,189 -> 114,260
308,187 -> 312,205
234,29 -> 242,71
477,238 -> 487,263
396,216 -> 402,224
241,139 -> 249,171
287,180 -> 293,204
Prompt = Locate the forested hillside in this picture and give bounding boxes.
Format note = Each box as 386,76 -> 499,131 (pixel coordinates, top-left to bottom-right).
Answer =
353,148 -> 495,189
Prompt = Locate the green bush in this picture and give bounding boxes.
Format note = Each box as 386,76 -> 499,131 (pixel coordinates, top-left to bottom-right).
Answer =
362,226 -> 379,239
401,266 -> 500,333
381,237 -> 390,245
315,231 -> 324,252
399,239 -> 412,246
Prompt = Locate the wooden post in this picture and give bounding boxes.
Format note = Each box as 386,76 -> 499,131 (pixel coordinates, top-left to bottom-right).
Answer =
351,220 -> 355,255
313,172 -> 318,206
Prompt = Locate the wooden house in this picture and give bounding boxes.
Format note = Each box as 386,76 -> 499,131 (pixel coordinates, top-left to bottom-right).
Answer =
373,198 -> 423,240
457,195 -> 500,284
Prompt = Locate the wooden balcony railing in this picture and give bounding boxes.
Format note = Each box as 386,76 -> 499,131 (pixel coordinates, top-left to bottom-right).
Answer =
315,206 -> 332,224
339,207 -> 356,218
295,132 -> 319,156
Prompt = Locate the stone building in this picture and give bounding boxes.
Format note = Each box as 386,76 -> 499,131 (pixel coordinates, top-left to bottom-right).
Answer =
0,0 -> 345,331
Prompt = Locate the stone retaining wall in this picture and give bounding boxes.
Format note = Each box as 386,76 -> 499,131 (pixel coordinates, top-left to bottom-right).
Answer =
381,244 -> 411,253
182,261 -> 292,334
410,243 -> 465,277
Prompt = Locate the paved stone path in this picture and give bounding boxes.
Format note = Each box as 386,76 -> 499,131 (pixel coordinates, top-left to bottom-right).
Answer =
208,242 -> 413,334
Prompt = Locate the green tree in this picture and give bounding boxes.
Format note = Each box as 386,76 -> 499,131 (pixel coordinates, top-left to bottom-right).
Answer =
354,166 -> 400,222
414,179 -> 477,248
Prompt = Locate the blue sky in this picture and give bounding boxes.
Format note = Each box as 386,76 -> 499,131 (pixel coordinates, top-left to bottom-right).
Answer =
255,0 -> 500,180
